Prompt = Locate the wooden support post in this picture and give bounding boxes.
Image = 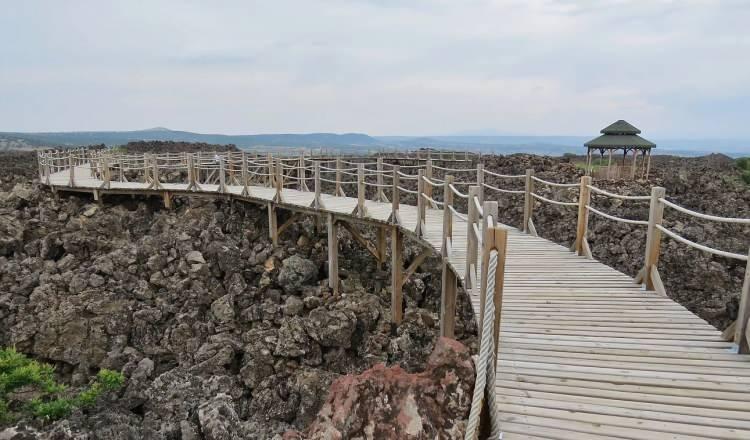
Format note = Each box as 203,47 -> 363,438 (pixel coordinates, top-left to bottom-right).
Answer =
735,249 -> 750,354
476,163 -> 484,203
465,186 -> 480,289
575,176 -> 592,256
479,223 -> 507,370
314,161 -> 322,208
163,191 -> 172,209
442,175 -> 454,257
643,186 -> 666,290
607,149 -> 613,180
153,154 -> 162,189
377,226 -> 387,268
327,213 -> 339,295
357,163 -> 365,217
645,149 -> 652,180
391,165 -> 400,225
522,168 -> 534,232
268,203 -> 278,247
416,169 -> 425,237
391,226 -> 403,324
440,260 -> 458,338
631,148 -> 638,180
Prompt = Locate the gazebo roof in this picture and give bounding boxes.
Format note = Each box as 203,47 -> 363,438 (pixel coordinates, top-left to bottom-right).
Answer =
601,120 -> 641,135
585,120 -> 656,149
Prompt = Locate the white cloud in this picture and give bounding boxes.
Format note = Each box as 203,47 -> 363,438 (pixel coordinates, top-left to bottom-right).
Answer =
1,0 -> 748,137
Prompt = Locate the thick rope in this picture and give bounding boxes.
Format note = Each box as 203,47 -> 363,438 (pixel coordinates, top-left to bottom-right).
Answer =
465,249 -> 502,440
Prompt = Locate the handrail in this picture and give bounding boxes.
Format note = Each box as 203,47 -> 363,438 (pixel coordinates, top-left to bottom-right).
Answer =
483,169 -> 525,179
448,205 -> 468,221
449,184 -> 468,199
432,165 -> 475,173
586,205 -> 648,225
656,225 -> 748,261
421,193 -> 444,206
530,192 -> 578,207
482,183 -> 524,194
660,198 -> 750,224
531,175 -> 579,188
587,185 -> 651,201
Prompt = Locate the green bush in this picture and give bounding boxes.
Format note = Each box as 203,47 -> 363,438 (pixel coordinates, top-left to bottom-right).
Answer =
0,347 -> 124,424
736,157 -> 749,170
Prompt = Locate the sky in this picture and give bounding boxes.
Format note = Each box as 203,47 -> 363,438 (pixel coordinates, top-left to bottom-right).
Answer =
1,0 -> 749,138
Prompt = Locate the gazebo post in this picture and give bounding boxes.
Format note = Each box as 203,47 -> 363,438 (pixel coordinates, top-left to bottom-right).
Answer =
631,148 -> 638,180
607,149 -> 613,180
645,149 -> 652,179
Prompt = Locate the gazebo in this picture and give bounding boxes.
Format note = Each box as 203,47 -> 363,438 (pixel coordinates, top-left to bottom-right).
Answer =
584,120 -> 656,180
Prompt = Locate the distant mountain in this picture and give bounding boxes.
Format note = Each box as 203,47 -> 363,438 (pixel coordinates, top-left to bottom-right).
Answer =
0,128 -> 382,152
0,128 -> 746,157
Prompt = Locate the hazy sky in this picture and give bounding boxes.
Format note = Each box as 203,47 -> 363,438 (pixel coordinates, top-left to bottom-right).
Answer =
1,0 -> 748,137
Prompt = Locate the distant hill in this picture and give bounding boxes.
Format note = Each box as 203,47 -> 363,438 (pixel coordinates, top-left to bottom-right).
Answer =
0,128 -> 381,152
0,128 -> 746,157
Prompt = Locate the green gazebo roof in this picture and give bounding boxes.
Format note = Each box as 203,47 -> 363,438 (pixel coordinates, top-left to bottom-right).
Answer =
585,120 -> 655,149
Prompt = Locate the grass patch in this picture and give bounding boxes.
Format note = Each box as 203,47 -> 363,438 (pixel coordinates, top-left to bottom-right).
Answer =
737,157 -> 750,184
0,348 -> 124,424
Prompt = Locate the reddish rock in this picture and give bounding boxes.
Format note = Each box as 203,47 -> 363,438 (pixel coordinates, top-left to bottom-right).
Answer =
285,337 -> 474,439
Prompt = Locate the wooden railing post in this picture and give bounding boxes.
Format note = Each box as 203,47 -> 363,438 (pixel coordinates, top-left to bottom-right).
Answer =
478,200 -> 498,339
298,154 -> 306,191
335,157 -> 342,196
465,186 -> 480,289
416,169 -> 425,237
241,152 -> 249,196
377,157 -> 386,202
314,161 -> 322,208
274,157 -> 283,201
425,159 -> 434,206
68,151 -> 75,187
357,163 -> 365,217
102,155 -> 110,189
643,186 -> 666,290
735,249 -> 750,354
391,165 -> 400,225
218,154 -> 227,193
575,176 -> 592,256
476,163 -> 484,204
479,221 -> 507,371
441,175 -> 455,256
267,153 -> 274,188
523,168 -> 534,232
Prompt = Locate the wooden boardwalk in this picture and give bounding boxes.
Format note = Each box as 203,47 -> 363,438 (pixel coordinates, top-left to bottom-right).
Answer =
43,157 -> 750,440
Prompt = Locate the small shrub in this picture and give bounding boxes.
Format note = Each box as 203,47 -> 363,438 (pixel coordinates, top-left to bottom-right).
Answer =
0,347 -> 124,424
736,157 -> 749,171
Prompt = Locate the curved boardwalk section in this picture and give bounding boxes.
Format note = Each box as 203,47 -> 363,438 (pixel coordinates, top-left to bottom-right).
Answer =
40,151 -> 750,439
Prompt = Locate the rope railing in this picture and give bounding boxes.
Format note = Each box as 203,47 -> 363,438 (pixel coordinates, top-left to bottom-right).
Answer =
530,192 -> 578,207
656,225 -> 748,261
586,205 -> 648,225
660,198 -> 750,224
587,185 -> 651,201
482,183 -> 524,194
483,169 -> 525,179
531,175 -> 580,188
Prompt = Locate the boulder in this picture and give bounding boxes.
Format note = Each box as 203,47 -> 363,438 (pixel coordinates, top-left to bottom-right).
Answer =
277,255 -> 318,294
